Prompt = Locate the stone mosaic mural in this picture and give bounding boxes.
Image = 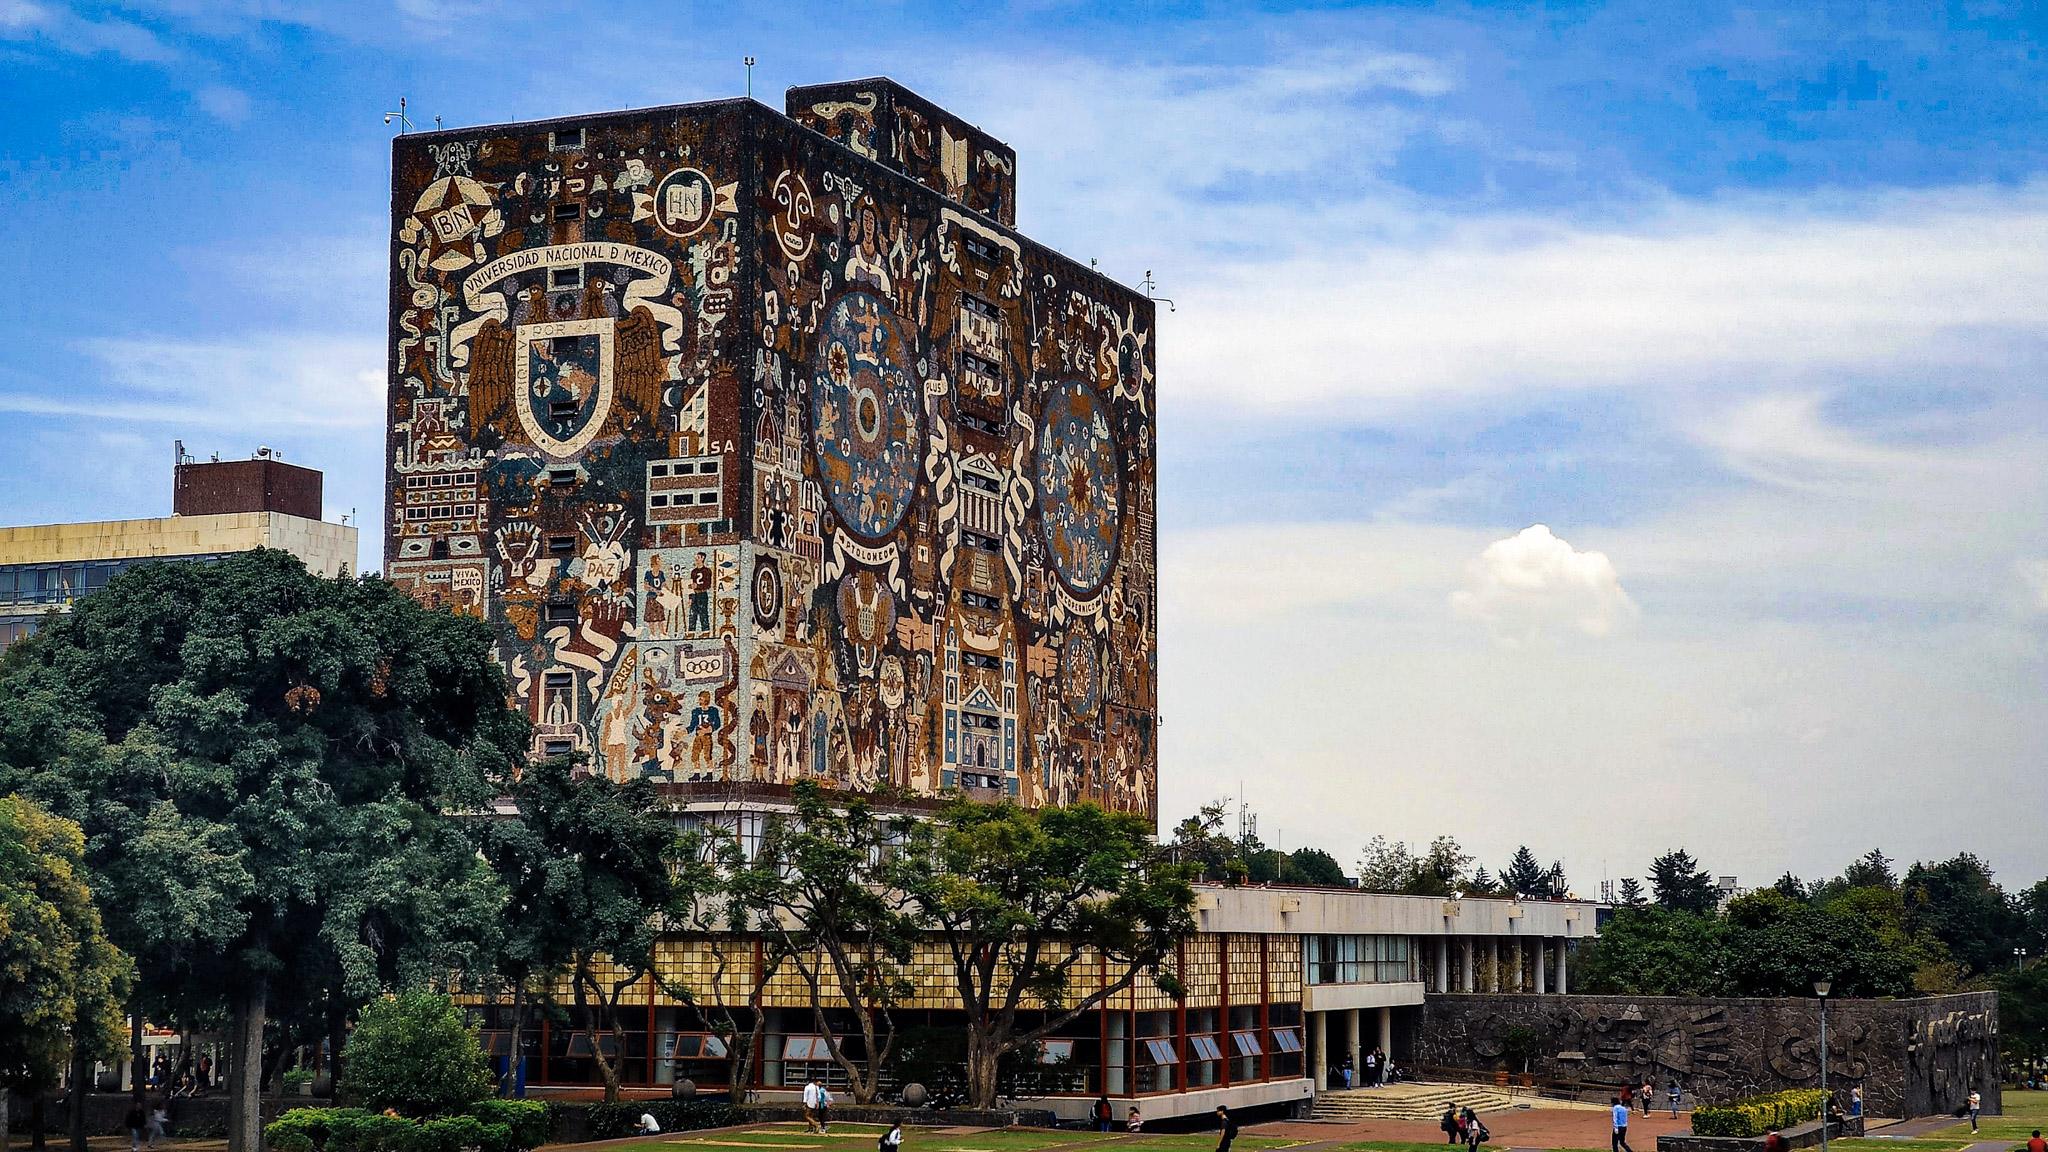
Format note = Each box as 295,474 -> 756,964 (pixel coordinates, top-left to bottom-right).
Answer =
386,83 -> 1157,815
1417,992 -> 2000,1119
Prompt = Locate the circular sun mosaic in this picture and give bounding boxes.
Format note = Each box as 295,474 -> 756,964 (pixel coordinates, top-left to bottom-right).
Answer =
1034,380 -> 1122,596
811,291 -> 922,541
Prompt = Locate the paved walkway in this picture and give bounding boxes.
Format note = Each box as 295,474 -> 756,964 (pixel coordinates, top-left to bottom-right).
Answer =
1248,1107 -> 1692,1150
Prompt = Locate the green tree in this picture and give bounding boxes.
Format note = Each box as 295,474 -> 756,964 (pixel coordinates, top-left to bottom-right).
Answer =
1574,906 -> 1728,995
0,552 -> 522,1152
1502,847 -> 1547,898
1649,849 -> 1719,914
1997,956 -> 2048,1075
1721,890 -> 1914,997
1771,873 -> 1809,900
1840,849 -> 1898,891
1357,836 -> 1419,893
1285,847 -> 1352,887
1902,854 -> 2021,978
892,800 -> 1196,1109
1617,877 -> 1646,907
483,755 -> 683,1104
0,795 -> 133,1152
1467,866 -> 1504,897
742,782 -> 915,1103
338,990 -> 495,1117
1168,801 -> 1246,884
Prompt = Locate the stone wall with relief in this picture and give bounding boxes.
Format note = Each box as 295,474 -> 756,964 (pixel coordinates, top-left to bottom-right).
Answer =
385,83 -> 1157,815
1417,992 -> 1999,1120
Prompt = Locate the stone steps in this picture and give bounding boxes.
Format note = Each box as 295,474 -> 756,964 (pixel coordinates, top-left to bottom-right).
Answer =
1310,1083 -> 1519,1121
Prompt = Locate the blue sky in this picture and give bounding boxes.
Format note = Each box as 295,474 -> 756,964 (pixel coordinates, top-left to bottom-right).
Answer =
5,1 -> 2047,889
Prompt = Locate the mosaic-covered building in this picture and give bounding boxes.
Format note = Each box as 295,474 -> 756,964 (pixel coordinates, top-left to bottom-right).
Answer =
385,79 -> 1157,816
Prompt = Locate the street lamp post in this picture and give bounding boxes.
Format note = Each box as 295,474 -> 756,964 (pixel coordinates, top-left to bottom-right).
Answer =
2017,948 -> 2029,972
1815,981 -> 1833,1152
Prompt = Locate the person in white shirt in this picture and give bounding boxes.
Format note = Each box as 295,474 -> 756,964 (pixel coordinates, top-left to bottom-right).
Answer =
636,1113 -> 661,1135
1968,1090 -> 1982,1133
878,1123 -> 903,1152
802,1079 -> 823,1133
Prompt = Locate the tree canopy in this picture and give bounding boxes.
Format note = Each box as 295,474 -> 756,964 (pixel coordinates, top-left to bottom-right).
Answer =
1649,849 -> 1719,914
339,990 -> 496,1117
0,551 -> 523,1152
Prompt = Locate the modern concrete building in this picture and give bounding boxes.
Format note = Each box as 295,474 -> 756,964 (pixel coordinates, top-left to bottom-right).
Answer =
0,448 -> 357,651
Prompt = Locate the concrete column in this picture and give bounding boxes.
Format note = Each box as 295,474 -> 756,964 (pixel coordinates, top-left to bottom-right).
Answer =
1345,1008 -> 1361,1085
1377,1005 -> 1393,1057
1312,1010 -> 1328,1092
1487,938 -> 1500,992
1557,940 -> 1570,995
1462,939 -> 1475,992
1435,939 -> 1450,992
1535,939 -> 1548,994
1512,938 -> 1525,992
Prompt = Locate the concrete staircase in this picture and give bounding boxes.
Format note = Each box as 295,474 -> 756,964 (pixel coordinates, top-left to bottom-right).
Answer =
1310,1081 -> 1519,1122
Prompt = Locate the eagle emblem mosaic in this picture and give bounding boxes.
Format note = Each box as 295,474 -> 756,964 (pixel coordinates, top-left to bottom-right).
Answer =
385,83 -> 1157,815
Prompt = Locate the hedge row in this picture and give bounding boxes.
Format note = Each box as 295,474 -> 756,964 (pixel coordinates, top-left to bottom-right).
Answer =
547,1100 -> 744,1140
1691,1089 -> 1830,1138
265,1101 -> 550,1152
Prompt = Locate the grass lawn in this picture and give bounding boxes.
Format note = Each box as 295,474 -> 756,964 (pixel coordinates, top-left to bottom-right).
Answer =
1923,1088 -> 2048,1143
590,1126 -> 1609,1152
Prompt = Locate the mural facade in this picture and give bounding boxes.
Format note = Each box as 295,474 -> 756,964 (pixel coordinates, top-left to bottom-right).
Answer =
386,82 -> 1157,816
1416,992 -> 2000,1119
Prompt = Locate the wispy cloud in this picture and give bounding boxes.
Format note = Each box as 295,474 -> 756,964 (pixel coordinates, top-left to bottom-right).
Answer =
1,0 -> 177,62
12,334 -> 387,429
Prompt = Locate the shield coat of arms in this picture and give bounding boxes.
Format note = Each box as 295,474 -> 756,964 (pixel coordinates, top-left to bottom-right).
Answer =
515,318 -> 616,459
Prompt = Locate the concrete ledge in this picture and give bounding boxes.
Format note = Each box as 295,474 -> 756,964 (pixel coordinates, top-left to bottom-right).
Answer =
739,1104 -> 1053,1128
1657,1116 -> 1862,1152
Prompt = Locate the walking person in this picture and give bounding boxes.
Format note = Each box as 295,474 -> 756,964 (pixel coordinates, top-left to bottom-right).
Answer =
802,1078 -> 823,1134
1094,1096 -> 1114,1133
124,1099 -> 146,1152
1442,1104 -> 1462,1146
1466,1111 -> 1489,1151
878,1123 -> 903,1152
1215,1106 -> 1239,1152
1374,1047 -> 1388,1087
818,1083 -> 833,1134
1612,1097 -> 1636,1152
1848,1088 -> 1863,1120
1668,1081 -> 1682,1119
1640,1078 -> 1654,1117
147,1100 -> 168,1146
1621,1084 -> 1634,1114
1967,1089 -> 1981,1133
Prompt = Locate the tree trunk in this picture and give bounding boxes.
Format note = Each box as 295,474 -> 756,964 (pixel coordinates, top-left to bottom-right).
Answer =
29,1094 -> 45,1151
503,982 -> 526,1098
129,1014 -> 144,1098
227,976 -> 269,1152
2,1088 -> 12,1152
66,1038 -> 87,1152
964,1031 -> 1001,1111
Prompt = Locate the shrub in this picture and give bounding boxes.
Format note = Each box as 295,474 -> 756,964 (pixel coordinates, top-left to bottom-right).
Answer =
264,1103 -> 548,1152
340,991 -> 496,1117
556,1100 -> 743,1140
1691,1089 -> 1830,1138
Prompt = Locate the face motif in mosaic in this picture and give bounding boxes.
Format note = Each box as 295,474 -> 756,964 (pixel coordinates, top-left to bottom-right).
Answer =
1034,381 -> 1122,596
811,291 -> 922,543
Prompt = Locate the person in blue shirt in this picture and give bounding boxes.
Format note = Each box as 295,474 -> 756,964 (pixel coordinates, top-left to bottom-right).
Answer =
1611,1098 -> 1635,1152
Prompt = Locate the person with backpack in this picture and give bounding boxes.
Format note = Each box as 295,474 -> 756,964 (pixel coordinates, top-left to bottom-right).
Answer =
123,1100 -> 146,1152
1215,1106 -> 1239,1152
878,1123 -> 903,1152
1093,1096 -> 1114,1132
1441,1104 -> 1462,1146
1466,1113 -> 1490,1151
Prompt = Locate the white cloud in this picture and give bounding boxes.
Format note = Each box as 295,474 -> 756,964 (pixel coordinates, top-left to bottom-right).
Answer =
195,84 -> 250,124
17,334 -> 386,429
1450,524 -> 1638,644
0,0 -> 177,61
1162,186 -> 2048,417
2020,560 -> 2048,615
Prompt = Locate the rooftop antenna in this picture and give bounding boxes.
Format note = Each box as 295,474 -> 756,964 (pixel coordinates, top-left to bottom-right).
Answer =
383,96 -> 414,134
744,56 -> 756,99
1140,269 -> 1177,312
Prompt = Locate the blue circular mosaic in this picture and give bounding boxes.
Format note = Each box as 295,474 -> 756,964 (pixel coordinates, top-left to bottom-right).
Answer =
1034,381 -> 1122,596
811,291 -> 921,542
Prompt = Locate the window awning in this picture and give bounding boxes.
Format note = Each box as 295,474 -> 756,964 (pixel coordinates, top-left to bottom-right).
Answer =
1188,1035 -> 1223,1062
662,1033 -> 730,1060
1038,1039 -> 1076,1064
1142,1038 -> 1178,1066
1271,1027 -> 1304,1053
1230,1031 -> 1263,1057
781,1035 -> 838,1062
